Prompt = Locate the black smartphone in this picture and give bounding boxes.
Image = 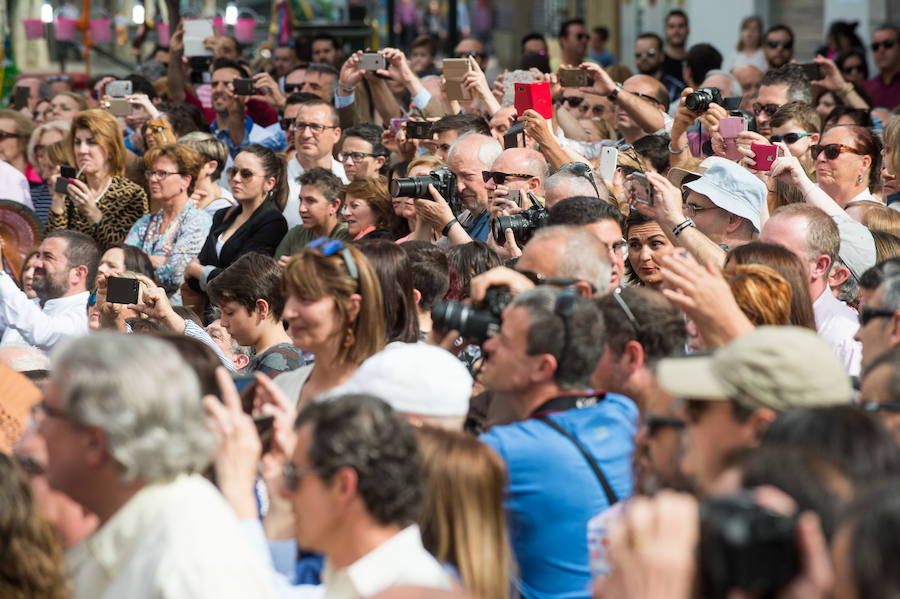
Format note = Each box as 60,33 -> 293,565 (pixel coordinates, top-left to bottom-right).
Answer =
12,86 -> 30,111
106,276 -> 141,304
232,78 -> 256,95
798,62 -> 823,82
55,165 -> 76,194
406,120 -> 433,139
506,189 -> 521,207
504,121 -> 526,149
631,172 -> 655,206
253,414 -> 275,453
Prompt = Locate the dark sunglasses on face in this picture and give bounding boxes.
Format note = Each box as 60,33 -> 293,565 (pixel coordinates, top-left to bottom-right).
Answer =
227,167 -> 261,180
859,304 -> 896,326
0,130 -> 21,142
279,117 -> 294,131
635,49 -> 658,59
455,51 -> 486,60
562,96 -> 584,107
769,132 -> 812,144
811,143 -> 865,160
842,64 -> 865,74
752,102 -> 780,117
284,83 -> 304,94
765,40 -> 793,49
645,415 -> 686,437
872,39 -> 898,52
482,170 -> 533,185
575,33 -> 589,41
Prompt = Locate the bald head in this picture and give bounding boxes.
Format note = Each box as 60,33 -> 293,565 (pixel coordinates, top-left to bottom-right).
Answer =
624,75 -> 669,107
731,64 -> 762,99
491,148 -> 549,194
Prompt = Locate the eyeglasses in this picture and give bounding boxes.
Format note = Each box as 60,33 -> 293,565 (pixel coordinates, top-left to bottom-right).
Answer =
482,170 -> 533,185
294,122 -> 337,136
575,33 -> 589,41
608,238 -> 627,258
752,102 -> 781,117
554,287 -> 578,363
635,49 -> 658,59
859,304 -> 896,326
842,64 -> 865,74
455,51 -> 486,59
14,455 -> 46,477
769,132 -> 812,144
280,117 -> 295,131
684,201 -> 717,216
612,287 -> 641,333
765,40 -> 793,50
284,83 -> 304,94
645,414 -> 686,437
872,39 -> 898,52
227,167 -> 262,180
0,130 -> 21,142
562,96 -> 584,108
30,400 -> 72,423
339,151 -> 380,163
588,104 -> 606,116
810,143 -> 865,161
308,237 -> 359,282
46,75 -> 72,83
635,92 -> 664,108
558,161 -> 601,199
862,401 -> 900,413
283,461 -> 319,492
145,169 -> 182,181
518,269 -> 598,294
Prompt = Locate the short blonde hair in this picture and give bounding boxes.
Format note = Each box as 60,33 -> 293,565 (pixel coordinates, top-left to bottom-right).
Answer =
26,120 -> 69,165
0,109 -> 35,156
68,109 -> 126,175
179,131 -> 229,180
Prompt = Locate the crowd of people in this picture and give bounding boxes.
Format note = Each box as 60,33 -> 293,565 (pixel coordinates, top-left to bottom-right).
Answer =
6,7 -> 900,599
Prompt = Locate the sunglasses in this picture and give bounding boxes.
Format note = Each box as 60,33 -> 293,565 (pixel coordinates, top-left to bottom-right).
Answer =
811,143 -> 865,160
752,102 -> 781,117
283,462 -> 318,492
575,33 -> 589,41
280,117 -> 295,131
562,96 -> 584,108
765,40 -> 793,49
518,269 -> 598,294
455,51 -> 486,59
842,64 -> 865,74
226,167 -> 262,180
308,237 -> 359,282
588,104 -> 606,116
635,49 -> 658,59
0,130 -> 21,142
645,414 -> 686,437
284,83 -> 304,94
872,39 -> 897,52
46,75 -> 72,83
558,161 -> 601,199
769,132 -> 812,144
862,401 -> 900,413
859,304 -> 896,326
482,170 -> 533,185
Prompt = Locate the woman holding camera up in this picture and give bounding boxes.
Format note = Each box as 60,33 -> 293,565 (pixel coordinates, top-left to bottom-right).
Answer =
46,110 -> 149,250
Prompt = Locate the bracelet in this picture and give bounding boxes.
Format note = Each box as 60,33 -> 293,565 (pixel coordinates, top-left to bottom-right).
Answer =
837,81 -> 854,97
607,82 -> 623,103
668,140 -> 688,154
441,218 -> 458,237
338,85 -> 355,95
672,218 -> 696,236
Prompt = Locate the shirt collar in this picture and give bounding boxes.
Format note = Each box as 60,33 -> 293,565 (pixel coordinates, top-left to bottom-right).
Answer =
322,525 -> 424,597
43,290 -> 90,312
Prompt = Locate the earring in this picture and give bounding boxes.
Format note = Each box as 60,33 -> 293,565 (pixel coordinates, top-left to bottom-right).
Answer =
858,176 -> 864,184
343,326 -> 355,347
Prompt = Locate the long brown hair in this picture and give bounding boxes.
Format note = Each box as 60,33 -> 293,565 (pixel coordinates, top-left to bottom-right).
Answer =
416,427 -> 513,599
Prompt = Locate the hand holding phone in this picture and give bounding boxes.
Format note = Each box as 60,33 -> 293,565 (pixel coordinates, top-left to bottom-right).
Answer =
406,120 -> 433,139
106,276 -> 143,305
55,165 -> 76,194
358,52 -> 387,71
750,143 -> 778,171
630,172 -> 655,206
598,147 -> 618,184
559,68 -> 590,88
514,81 -> 553,119
443,58 -> 472,101
798,62 -> 823,82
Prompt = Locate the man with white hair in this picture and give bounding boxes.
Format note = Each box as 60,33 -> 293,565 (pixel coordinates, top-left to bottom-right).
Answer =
37,333 -> 276,599
485,148 -> 549,216
543,168 -> 605,210
699,70 -> 743,100
415,133 -> 502,244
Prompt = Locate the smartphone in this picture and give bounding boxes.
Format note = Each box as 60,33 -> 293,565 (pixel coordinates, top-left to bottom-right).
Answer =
231,78 -> 256,95
442,58 -> 471,101
798,62 -> 823,82
106,98 -> 132,117
389,118 -> 405,137
631,172 -> 654,206
514,81 -> 553,119
406,120 -> 433,139
750,143 -> 778,171
718,116 -> 746,161
503,121 -> 526,149
183,19 -> 214,57
55,165 -> 76,194
188,55 -> 213,85
106,80 -> 132,97
12,86 -> 30,111
359,52 -> 386,71
106,276 -> 142,305
253,413 -> 275,453
598,147 -> 618,184
559,68 -> 589,88
506,189 -> 521,208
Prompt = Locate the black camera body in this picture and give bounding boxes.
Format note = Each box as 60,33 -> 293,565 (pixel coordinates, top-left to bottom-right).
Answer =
729,108 -> 758,133
431,285 -> 512,344
389,167 -> 461,217
491,194 -> 548,246
686,87 -> 724,113
699,494 -> 800,599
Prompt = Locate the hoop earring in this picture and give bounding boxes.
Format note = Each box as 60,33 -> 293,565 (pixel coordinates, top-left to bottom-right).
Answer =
343,326 -> 355,348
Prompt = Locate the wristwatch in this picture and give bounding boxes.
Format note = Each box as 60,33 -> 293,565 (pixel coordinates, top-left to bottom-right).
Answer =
607,82 -> 623,103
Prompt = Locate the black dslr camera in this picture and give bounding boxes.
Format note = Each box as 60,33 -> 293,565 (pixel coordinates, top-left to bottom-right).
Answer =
389,166 -> 462,217
431,285 -> 512,344
491,194 -> 548,246
699,493 -> 800,599
685,87 -> 724,113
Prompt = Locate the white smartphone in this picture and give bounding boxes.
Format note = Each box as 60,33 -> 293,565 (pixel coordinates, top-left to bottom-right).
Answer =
183,19 -> 214,57
598,147 -> 618,185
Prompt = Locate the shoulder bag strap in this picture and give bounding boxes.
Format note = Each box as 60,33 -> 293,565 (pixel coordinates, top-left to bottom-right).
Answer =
537,416 -> 619,505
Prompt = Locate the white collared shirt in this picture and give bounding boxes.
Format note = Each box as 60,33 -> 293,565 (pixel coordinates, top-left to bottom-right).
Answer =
813,285 -> 862,376
284,156 -> 348,229
0,272 -> 88,353
66,474 -> 277,599
321,525 -> 452,599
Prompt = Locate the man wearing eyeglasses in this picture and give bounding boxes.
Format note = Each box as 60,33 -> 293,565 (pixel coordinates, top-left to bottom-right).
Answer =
635,33 -> 685,104
484,148 -> 547,217
854,262 -> 900,371
338,124 -> 387,181
762,25 -> 795,71
554,19 -> 591,71
753,64 -> 812,135
864,25 -> 900,110
479,286 -> 636,599
859,345 -> 900,444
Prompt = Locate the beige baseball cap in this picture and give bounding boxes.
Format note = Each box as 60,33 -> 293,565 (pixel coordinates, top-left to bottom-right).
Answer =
656,326 -> 852,411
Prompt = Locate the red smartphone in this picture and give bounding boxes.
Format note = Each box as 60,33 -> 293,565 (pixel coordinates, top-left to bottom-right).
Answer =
515,81 -> 553,119
750,143 -> 778,171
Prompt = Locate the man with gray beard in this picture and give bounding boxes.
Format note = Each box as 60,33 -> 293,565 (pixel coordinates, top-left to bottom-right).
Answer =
0,230 -> 98,353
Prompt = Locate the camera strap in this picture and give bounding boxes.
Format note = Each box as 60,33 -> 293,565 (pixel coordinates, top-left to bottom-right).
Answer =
530,393 -> 619,506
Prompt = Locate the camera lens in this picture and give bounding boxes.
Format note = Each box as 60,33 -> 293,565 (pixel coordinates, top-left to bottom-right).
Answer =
685,90 -> 711,113
390,176 -> 428,198
431,300 -> 501,343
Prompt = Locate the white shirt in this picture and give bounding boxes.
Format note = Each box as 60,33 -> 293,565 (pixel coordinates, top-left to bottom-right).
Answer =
0,272 -> 88,353
321,525 -> 452,599
0,159 -> 33,210
284,156 -> 348,229
67,474 -> 277,599
813,286 -> 862,376
723,48 -> 769,73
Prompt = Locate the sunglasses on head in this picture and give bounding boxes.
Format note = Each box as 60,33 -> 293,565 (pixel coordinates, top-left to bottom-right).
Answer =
307,237 -> 359,282
765,39 -> 793,49
482,170 -> 533,185
752,102 -> 780,117
872,39 -> 898,52
811,143 -> 865,160
769,132 -> 812,144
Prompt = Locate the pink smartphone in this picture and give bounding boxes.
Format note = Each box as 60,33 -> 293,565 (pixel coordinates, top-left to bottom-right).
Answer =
750,143 -> 778,171
718,116 -> 746,161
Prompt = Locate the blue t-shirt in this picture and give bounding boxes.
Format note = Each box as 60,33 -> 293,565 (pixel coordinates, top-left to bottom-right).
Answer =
465,210 -> 491,242
480,393 -> 638,599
